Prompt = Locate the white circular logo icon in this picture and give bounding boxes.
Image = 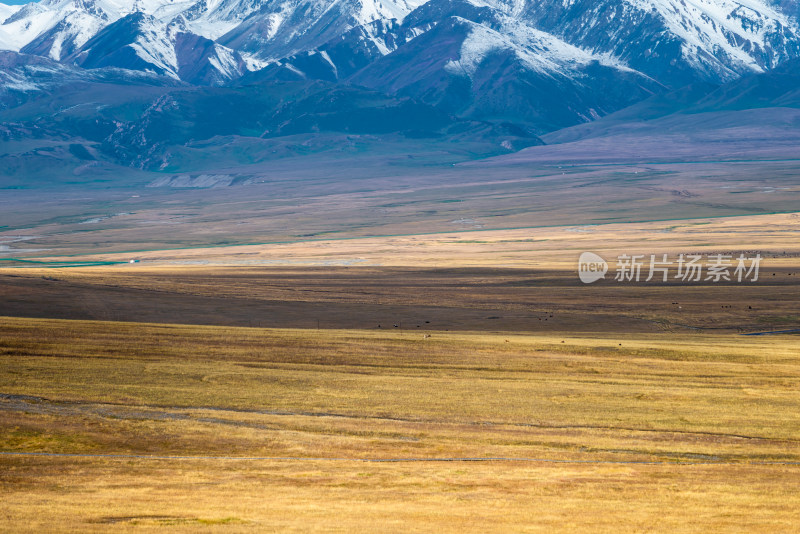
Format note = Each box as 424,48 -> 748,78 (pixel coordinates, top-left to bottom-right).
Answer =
578,252 -> 608,284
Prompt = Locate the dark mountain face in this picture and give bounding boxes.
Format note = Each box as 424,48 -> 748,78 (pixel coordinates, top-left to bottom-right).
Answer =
518,1 -> 690,85
174,32 -> 246,86
688,58 -> 800,110
253,19 -> 417,83
772,0 -> 800,19
347,13 -> 662,133
0,60 -> 544,174
540,60 -> 800,148
0,49 -> 181,111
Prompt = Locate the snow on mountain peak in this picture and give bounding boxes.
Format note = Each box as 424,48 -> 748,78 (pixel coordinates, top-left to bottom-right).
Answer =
0,0 -> 798,87
0,1 -> 18,20
445,14 -> 637,79
357,0 -> 429,24
628,0 -> 798,74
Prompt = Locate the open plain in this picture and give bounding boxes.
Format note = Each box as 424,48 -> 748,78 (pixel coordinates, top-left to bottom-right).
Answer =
1,318 -> 800,532
1,209 -> 799,532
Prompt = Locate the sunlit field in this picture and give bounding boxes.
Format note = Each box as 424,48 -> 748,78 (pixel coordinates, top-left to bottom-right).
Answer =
1,316 -> 799,532
1,212 -> 799,531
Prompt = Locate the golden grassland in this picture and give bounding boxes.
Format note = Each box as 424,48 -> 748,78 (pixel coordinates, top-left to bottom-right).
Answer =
1,317 -> 799,532
3,457 -> 798,533
1,211 -> 799,531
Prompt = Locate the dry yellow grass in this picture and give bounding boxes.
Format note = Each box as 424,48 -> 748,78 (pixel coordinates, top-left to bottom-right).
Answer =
2,457 -> 799,533
1,316 -> 799,532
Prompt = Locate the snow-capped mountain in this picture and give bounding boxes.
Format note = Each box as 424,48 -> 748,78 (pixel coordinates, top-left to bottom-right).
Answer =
217,0 -> 426,60
2,0 -> 798,87
1,0 -> 799,139
342,0 -> 664,129
520,0 -> 800,86
0,0 -> 262,82
64,11 -> 248,84
0,0 -> 427,83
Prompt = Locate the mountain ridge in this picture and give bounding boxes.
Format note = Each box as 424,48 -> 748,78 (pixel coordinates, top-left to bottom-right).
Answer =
2,0 -> 800,179
3,0 -> 798,89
